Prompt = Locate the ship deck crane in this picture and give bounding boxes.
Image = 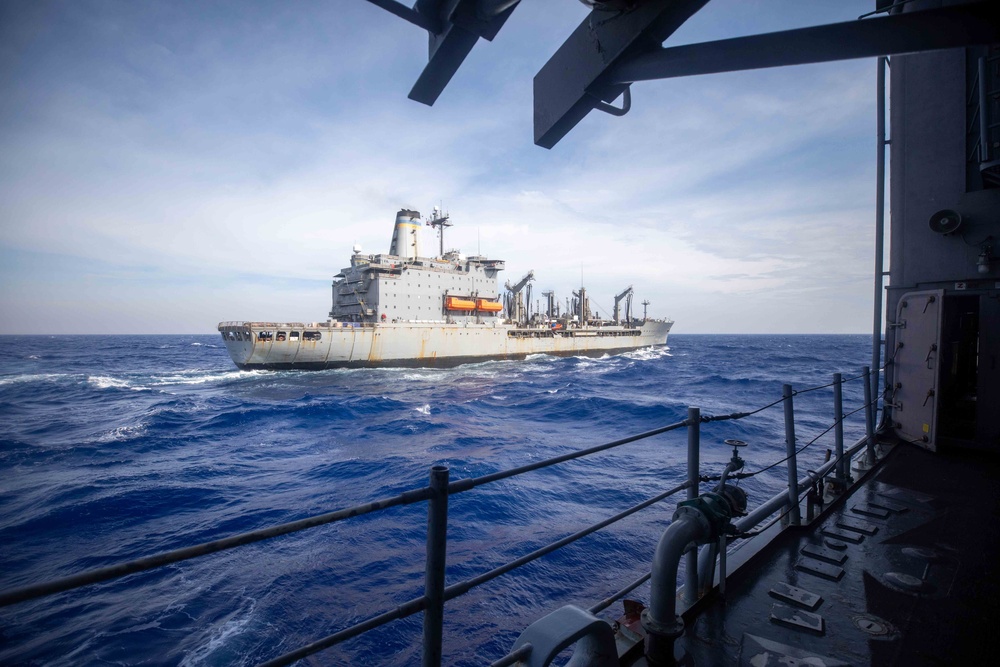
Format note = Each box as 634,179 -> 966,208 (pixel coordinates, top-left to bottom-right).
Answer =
613,286 -> 633,324
504,270 -> 535,324
541,290 -> 556,318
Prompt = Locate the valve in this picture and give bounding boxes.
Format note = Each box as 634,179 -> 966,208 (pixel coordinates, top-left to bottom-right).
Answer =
673,484 -> 747,538
724,438 -> 747,473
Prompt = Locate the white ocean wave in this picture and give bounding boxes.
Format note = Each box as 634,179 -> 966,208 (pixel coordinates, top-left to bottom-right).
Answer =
178,597 -> 257,667
414,404 -> 431,415
96,423 -> 148,443
622,346 -> 672,361
150,369 -> 263,386
87,375 -> 135,390
0,373 -> 68,387
458,370 -> 501,380
401,371 -> 435,381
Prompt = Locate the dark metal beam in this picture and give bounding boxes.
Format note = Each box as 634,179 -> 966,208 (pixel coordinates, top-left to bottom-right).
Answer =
533,0 -> 709,150
363,0 -> 440,33
408,0 -> 520,106
611,2 -> 1000,84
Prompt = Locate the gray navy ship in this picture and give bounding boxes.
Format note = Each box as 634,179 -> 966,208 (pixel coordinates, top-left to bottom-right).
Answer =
218,208 -> 672,369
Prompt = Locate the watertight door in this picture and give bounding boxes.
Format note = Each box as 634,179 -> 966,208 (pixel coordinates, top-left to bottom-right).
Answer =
892,289 -> 944,451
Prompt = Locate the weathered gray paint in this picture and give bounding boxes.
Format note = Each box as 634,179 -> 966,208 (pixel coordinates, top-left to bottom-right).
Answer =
218,320 -> 672,369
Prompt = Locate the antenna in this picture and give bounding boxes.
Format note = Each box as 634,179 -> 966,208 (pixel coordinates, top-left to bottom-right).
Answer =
426,206 -> 452,258
641,299 -> 650,320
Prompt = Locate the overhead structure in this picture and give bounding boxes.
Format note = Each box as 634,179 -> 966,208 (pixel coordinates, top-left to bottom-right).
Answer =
365,0 -> 999,148
363,0 -> 521,105
536,0 -> 999,148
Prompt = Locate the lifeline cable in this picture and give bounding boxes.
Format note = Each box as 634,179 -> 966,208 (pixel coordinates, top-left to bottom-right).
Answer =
699,387 -> 880,483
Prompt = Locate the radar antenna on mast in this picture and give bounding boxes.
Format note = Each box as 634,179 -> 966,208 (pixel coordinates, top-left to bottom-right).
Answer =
426,206 -> 452,258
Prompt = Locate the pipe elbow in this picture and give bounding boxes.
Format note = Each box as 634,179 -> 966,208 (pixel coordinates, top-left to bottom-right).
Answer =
647,515 -> 710,625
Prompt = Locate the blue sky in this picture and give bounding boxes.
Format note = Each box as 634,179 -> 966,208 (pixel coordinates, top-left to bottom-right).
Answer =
0,0 -> 881,334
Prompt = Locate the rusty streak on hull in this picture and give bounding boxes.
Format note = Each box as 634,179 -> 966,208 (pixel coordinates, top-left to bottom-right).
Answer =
218,320 -> 672,370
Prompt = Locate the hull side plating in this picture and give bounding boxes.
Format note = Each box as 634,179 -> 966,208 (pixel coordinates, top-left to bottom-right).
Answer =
219,320 -> 672,369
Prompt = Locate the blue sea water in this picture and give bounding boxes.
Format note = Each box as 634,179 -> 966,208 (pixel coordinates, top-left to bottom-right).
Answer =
0,334 -> 874,666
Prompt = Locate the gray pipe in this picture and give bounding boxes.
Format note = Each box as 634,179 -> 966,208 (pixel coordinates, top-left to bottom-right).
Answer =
872,56 -> 887,409
695,436 -> 870,599
696,541 -> 716,598
683,408 -> 700,606
643,516 -> 710,665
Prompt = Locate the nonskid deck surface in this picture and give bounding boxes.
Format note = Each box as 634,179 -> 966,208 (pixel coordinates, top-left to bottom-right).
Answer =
666,444 -> 1000,666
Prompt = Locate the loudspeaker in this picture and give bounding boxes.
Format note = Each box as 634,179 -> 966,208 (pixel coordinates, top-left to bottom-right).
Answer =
928,209 -> 962,235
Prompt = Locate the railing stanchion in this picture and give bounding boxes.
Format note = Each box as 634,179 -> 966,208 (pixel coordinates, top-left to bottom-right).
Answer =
423,465 -> 450,667
718,535 -> 727,596
862,366 -> 877,467
683,407 -> 700,605
833,373 -> 847,488
782,384 -> 801,525
2,373 -> 888,667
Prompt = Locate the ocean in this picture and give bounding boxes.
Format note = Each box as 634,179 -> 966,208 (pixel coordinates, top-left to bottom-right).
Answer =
0,334 -> 874,666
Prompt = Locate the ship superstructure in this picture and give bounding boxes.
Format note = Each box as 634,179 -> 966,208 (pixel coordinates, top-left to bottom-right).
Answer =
218,208 -> 671,369
328,208 -> 506,326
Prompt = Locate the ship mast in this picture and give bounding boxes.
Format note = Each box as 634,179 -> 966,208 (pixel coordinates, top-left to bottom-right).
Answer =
426,206 -> 452,258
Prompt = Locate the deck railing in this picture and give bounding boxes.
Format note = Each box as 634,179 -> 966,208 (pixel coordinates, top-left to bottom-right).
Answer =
0,367 -> 884,667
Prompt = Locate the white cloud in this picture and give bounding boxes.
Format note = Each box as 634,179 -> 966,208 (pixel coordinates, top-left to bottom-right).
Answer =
0,0 -> 879,334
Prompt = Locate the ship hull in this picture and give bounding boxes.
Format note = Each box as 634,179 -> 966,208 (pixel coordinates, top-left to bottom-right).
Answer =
218,320 -> 672,370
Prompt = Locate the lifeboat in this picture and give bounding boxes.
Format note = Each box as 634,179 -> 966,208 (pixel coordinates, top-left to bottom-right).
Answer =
446,296 -> 477,311
476,299 -> 503,313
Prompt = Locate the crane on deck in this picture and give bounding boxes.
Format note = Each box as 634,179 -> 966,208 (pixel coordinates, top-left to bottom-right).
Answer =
503,270 -> 535,325
613,285 -> 634,324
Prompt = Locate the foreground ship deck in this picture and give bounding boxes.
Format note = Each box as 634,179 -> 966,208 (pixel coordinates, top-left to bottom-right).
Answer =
617,442 -> 1000,666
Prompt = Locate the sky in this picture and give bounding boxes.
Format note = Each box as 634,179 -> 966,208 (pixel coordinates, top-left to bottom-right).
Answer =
0,0 -> 883,334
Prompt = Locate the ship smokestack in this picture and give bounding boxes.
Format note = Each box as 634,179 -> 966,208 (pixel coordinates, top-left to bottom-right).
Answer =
389,209 -> 421,260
